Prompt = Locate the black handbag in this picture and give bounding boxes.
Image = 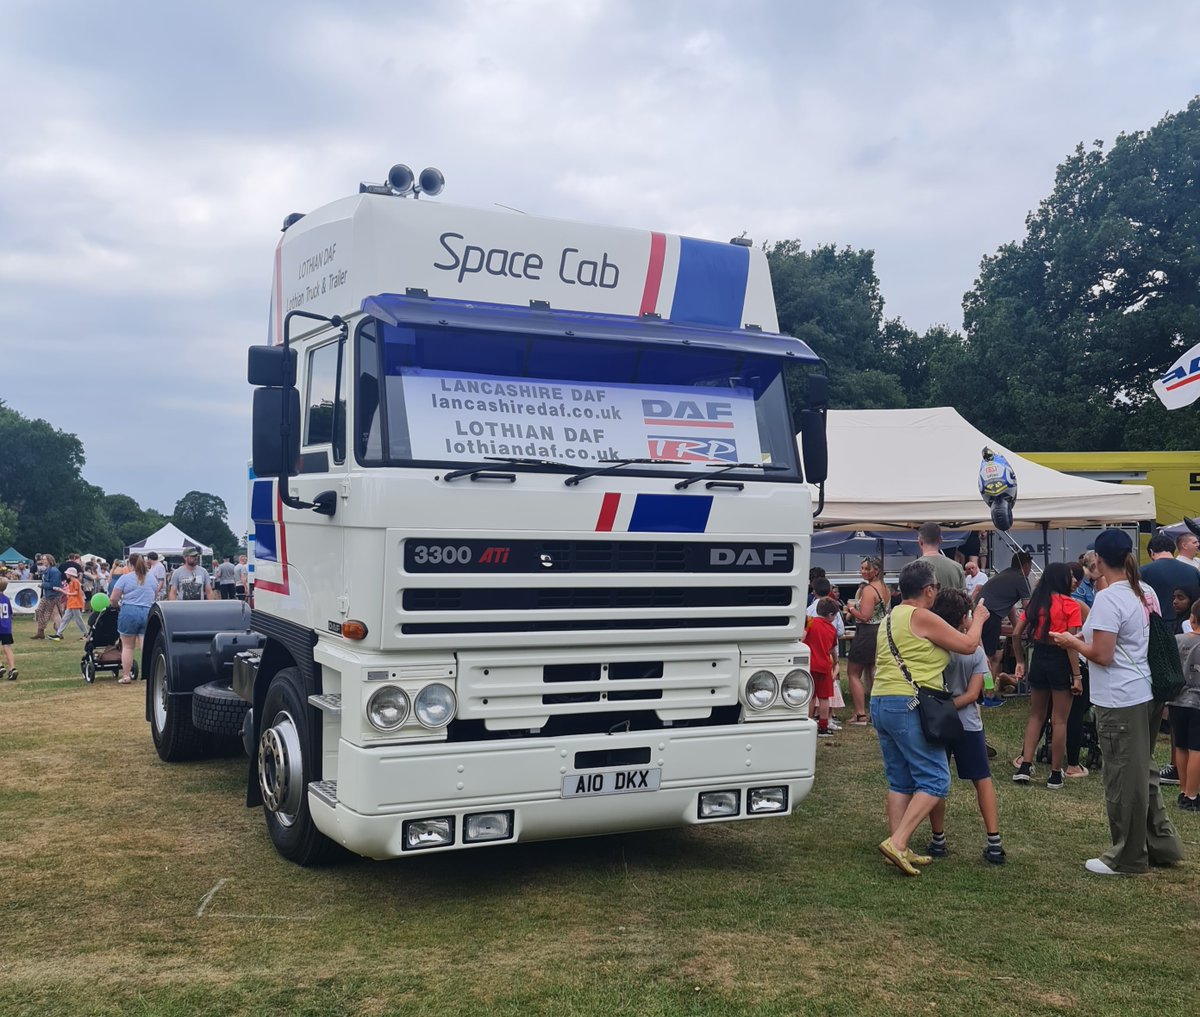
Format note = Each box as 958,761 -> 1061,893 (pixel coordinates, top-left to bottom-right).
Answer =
885,613 -> 964,747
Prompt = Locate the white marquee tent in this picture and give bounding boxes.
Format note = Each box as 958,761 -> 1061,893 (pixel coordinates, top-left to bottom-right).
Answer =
812,408 -> 1156,530
125,522 -> 213,557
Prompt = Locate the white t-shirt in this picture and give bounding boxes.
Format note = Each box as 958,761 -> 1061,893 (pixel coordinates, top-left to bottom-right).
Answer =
1177,555 -> 1200,572
965,572 -> 988,597
1083,580 -> 1158,708
149,561 -> 167,599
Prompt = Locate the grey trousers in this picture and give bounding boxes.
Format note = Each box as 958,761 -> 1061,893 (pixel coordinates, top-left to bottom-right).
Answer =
1093,699 -> 1184,873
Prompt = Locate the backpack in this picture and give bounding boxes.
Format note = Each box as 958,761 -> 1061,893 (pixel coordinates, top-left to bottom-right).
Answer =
1147,611 -> 1185,702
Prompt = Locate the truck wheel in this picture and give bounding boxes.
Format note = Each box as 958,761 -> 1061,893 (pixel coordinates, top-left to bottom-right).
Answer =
192,679 -> 250,737
149,632 -> 208,762
258,667 -> 335,865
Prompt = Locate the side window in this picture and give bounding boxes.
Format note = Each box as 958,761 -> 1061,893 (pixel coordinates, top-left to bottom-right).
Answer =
305,341 -> 343,458
356,322 -> 383,463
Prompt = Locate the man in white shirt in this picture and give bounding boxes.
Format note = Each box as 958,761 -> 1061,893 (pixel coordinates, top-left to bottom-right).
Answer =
146,552 -> 167,600
1176,532 -> 1200,572
964,560 -> 988,599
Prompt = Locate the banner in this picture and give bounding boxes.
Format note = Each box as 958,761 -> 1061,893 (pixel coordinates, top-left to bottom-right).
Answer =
1153,340 -> 1200,410
402,368 -> 764,466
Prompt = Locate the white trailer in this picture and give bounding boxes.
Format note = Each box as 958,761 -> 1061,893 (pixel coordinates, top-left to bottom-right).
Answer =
146,168 -> 830,864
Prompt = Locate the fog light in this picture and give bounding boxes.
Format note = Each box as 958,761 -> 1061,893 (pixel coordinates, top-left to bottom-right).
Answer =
463,811 -> 514,843
698,790 -> 740,819
748,786 -> 789,813
366,685 -> 409,731
402,816 -> 455,850
781,669 -> 813,709
744,670 -> 778,711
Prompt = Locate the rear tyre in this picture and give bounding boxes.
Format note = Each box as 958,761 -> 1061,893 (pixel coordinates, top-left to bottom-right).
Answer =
148,632 -> 208,762
258,667 -> 336,866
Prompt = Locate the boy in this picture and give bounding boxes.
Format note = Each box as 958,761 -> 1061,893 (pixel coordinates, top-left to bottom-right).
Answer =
927,588 -> 1005,864
0,578 -> 16,679
803,597 -> 840,738
49,567 -> 88,640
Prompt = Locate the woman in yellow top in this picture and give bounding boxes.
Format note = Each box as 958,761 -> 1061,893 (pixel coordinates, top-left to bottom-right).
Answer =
871,560 -> 989,876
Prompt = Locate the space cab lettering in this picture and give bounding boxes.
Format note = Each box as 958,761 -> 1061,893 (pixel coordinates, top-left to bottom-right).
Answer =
434,232 -> 620,288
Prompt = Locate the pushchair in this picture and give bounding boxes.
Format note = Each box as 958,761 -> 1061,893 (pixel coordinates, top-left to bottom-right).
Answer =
79,607 -> 137,683
1034,704 -> 1102,771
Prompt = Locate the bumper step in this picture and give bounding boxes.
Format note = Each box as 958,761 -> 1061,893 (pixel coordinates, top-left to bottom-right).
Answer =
307,693 -> 342,715
309,780 -> 338,807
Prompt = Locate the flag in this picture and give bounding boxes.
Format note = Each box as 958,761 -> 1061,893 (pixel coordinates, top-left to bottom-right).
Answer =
1153,340 -> 1200,410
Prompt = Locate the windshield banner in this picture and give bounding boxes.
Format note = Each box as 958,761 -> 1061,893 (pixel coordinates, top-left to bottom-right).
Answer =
401,368 -> 764,466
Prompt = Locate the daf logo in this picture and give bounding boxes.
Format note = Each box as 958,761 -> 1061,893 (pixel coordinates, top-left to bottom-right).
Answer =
710,547 -> 789,567
539,554 -> 554,568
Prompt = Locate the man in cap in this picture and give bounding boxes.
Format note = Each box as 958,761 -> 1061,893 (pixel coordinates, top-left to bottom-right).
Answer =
168,550 -> 215,601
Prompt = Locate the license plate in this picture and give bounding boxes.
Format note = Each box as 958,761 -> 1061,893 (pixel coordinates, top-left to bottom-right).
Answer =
561,767 -> 662,798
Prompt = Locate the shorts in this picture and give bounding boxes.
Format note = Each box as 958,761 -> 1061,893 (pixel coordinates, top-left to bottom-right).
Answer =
946,728 -> 992,781
812,670 -> 835,700
1027,643 -> 1072,691
981,611 -> 1003,657
117,603 -> 150,637
870,695 -> 951,798
847,623 -> 879,666
1169,705 -> 1200,752
0,633 -> 12,646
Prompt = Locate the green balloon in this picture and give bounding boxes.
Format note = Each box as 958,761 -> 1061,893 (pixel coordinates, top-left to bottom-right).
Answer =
89,593 -> 111,613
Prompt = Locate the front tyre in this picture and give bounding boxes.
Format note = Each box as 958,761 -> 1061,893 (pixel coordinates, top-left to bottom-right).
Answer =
148,632 -> 208,761
258,667 -> 335,866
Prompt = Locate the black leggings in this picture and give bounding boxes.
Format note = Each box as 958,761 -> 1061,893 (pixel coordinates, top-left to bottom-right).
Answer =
1065,667 -> 1092,766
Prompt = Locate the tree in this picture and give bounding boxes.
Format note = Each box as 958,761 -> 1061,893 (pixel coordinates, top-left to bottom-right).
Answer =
0,502 -> 17,550
173,491 -> 238,558
951,96 -> 1200,451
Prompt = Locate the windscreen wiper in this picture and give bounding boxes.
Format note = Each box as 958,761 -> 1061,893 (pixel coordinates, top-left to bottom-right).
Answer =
563,458 -> 678,487
443,457 -> 568,482
673,462 -> 789,490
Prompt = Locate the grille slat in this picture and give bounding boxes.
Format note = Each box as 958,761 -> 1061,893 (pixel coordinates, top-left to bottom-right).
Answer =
404,586 -> 792,612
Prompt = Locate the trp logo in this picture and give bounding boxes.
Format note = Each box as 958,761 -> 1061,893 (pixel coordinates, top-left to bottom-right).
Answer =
646,436 -> 740,463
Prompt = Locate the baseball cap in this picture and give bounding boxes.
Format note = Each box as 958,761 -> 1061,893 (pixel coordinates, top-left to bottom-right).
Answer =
1093,528 -> 1133,564
183,549 -> 200,558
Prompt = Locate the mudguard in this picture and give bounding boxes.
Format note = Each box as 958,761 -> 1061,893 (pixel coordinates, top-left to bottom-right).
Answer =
142,600 -> 253,723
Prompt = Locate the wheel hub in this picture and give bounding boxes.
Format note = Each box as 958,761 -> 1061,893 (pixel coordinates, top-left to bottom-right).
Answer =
259,711 -> 303,824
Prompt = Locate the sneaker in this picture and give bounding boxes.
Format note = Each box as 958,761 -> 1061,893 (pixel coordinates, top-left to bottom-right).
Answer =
983,845 -> 1007,865
817,729 -> 833,738
1180,796 -> 1200,812
828,719 -> 842,730
1159,764 -> 1180,786
985,741 -> 998,758
1046,770 -> 1065,790
1084,858 -> 1122,876
878,838 -> 920,877
1013,762 -> 1033,783
7,669 -> 16,681
0,667 -> 6,681
925,839 -> 950,858
47,634 -> 63,641
981,697 -> 1005,708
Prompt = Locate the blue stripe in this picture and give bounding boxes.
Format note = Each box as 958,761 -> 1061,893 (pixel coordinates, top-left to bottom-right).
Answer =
628,494 -> 713,533
670,238 -> 749,328
251,480 -> 277,562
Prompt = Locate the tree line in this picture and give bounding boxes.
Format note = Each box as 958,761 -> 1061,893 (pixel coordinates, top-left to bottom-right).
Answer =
6,97 -> 1199,558
0,400 -> 238,561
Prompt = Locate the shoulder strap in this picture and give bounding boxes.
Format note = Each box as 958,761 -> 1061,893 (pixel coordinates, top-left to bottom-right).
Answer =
885,612 -> 918,692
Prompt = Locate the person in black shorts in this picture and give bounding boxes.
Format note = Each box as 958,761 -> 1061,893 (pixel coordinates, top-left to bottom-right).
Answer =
979,552 -> 1033,691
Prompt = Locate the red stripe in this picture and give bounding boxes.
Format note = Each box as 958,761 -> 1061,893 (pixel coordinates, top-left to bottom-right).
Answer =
1165,373 -> 1200,392
255,486 -> 291,594
595,492 -> 621,532
639,232 -> 666,317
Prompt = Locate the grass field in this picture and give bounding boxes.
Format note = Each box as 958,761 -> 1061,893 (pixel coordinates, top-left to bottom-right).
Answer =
2,612 -> 1197,1017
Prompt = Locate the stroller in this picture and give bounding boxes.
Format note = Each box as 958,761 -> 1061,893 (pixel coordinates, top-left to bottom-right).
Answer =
1034,705 -> 1102,771
80,607 -> 137,683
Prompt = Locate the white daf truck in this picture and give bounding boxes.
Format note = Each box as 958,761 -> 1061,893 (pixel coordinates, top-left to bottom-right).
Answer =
145,165 -> 830,865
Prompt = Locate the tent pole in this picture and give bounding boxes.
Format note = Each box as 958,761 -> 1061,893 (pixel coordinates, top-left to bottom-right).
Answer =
1041,523 -> 1050,570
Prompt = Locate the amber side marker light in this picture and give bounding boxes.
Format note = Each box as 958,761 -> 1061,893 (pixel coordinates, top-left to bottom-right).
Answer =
342,620 -> 369,640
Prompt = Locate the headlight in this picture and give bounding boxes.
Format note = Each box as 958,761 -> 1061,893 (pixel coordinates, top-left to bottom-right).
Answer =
415,683 -> 457,729
366,685 -> 409,731
781,669 -> 814,709
744,670 -> 778,711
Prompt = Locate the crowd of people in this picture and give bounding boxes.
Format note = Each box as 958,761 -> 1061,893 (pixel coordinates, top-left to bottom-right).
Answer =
808,521 -> 1195,878
1,551 -> 251,685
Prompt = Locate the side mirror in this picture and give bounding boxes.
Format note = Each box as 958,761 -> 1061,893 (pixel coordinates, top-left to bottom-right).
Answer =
799,408 -> 828,485
252,387 -> 301,479
248,345 -> 297,388
806,372 -> 828,410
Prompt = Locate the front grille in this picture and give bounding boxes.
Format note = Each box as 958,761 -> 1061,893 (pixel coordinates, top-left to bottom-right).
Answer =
401,616 -> 790,635
403,586 -> 792,612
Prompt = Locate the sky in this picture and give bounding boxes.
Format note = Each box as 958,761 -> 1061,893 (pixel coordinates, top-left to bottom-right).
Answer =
3,0 -> 1199,539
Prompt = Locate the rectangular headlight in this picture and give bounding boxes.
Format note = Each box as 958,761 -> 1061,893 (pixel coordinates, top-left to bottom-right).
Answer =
463,811 -> 514,843
748,786 -> 789,814
402,816 -> 455,851
698,790 -> 740,819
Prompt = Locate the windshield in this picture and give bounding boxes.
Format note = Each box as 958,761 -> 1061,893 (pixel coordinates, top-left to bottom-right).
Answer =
355,319 -> 801,479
